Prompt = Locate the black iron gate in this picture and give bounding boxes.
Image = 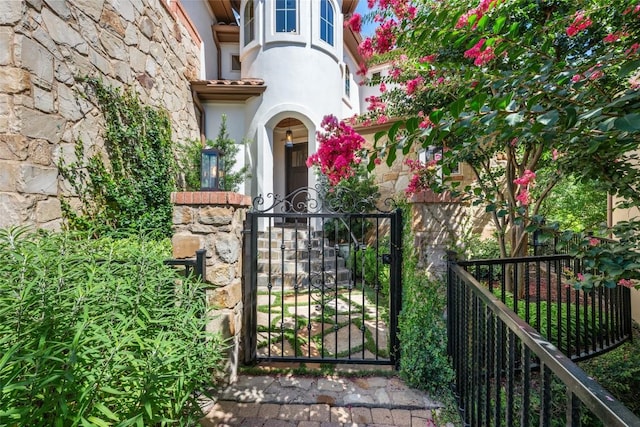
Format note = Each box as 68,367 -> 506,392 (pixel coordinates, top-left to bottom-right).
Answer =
243,187 -> 402,366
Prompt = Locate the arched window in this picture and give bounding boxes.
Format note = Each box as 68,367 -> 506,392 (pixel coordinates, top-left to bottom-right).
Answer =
275,0 -> 296,33
320,0 -> 334,45
244,0 -> 255,46
344,65 -> 351,97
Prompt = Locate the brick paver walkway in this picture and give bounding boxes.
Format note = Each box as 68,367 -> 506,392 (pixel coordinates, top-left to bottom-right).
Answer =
199,374 -> 452,427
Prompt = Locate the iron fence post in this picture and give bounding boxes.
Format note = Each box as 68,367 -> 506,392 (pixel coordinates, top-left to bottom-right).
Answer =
195,249 -> 206,281
388,208 -> 403,369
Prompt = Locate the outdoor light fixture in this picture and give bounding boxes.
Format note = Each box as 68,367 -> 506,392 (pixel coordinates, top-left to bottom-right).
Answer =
201,147 -> 223,191
285,128 -> 293,147
285,118 -> 293,148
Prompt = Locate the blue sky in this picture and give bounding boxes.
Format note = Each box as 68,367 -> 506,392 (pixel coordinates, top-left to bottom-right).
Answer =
355,0 -> 377,37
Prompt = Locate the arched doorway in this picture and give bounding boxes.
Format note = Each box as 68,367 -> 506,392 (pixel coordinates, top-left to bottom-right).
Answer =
275,118 -> 308,206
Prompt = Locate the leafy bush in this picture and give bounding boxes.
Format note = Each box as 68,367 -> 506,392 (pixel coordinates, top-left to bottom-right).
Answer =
320,163 -> 380,243
175,115 -> 250,192
0,228 -> 224,426
397,202 -> 454,395
579,323 -> 640,417
59,79 -> 176,237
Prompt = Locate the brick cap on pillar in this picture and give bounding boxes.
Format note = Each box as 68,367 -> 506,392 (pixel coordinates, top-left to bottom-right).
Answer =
171,191 -> 251,207
409,189 -> 460,204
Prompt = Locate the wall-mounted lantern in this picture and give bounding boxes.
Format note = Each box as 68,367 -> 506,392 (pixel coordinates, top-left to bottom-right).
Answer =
201,148 -> 223,191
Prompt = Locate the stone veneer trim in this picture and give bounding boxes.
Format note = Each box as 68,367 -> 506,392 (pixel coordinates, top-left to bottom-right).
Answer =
171,191 -> 251,207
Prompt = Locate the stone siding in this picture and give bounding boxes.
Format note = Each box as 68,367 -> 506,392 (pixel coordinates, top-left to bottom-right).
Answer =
409,191 -> 473,278
0,0 -> 201,230
171,191 -> 251,383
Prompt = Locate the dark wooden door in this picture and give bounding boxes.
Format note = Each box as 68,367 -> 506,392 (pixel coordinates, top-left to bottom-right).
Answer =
285,142 -> 308,210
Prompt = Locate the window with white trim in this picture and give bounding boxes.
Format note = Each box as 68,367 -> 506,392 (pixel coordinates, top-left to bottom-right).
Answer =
275,0 -> 296,33
244,0 -> 255,46
344,65 -> 351,97
320,0 -> 334,45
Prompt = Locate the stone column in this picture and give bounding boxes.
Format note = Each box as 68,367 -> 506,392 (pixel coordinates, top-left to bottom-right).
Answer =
170,191 -> 251,383
409,190 -> 469,278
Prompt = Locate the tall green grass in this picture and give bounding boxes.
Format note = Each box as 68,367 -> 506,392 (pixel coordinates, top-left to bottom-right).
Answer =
0,227 -> 224,426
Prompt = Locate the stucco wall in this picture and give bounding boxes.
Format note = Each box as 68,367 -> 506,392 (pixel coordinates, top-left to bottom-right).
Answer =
611,204 -> 640,324
0,0 -> 201,230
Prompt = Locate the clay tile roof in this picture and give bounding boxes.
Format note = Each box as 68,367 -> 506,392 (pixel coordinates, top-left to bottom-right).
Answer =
191,79 -> 266,101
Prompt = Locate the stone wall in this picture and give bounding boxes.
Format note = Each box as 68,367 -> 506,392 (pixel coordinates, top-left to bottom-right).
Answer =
0,0 -> 202,229
170,191 -> 251,383
409,191 -> 473,278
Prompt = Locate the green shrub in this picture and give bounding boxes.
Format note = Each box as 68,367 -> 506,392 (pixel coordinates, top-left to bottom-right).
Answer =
397,202 -> 454,395
0,227 -> 225,426
175,115 -> 250,192
579,323 -> 640,417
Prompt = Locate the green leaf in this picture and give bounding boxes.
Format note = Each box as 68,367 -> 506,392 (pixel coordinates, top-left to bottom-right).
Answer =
505,113 -> 524,126
565,107 -> 577,129
614,113 -> 640,132
493,15 -> 507,33
485,204 -> 497,213
537,110 -> 559,126
387,120 -> 403,144
470,93 -> 487,112
449,98 -> 466,119
429,109 -> 444,124
95,403 -> 119,421
87,417 -> 111,427
618,60 -> 640,77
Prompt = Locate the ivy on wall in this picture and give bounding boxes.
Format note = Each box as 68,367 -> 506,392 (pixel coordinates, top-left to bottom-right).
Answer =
59,78 -> 176,237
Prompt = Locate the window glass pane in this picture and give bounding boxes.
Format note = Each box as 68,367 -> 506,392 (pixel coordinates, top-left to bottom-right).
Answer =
276,0 -> 296,33
244,0 -> 254,46
286,11 -> 296,31
320,0 -> 334,45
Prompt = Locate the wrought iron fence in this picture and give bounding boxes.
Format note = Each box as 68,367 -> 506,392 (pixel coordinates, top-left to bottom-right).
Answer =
164,249 -> 206,280
454,254 -> 632,361
447,262 -> 640,426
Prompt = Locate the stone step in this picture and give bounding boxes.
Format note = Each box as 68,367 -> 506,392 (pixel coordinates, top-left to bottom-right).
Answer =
258,228 -> 324,241
257,236 -> 328,250
257,258 -> 346,274
257,269 -> 352,289
257,246 -> 338,260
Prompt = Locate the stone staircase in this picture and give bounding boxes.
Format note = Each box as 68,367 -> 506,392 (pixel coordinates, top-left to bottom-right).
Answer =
256,226 -> 352,290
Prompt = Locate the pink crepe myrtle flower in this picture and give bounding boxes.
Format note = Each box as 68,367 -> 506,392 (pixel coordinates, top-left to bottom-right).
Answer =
589,237 -> 599,246
358,37 -> 374,60
515,189 -> 530,206
552,149 -> 559,160
571,74 -> 582,83
419,54 -> 437,64
345,13 -> 362,33
306,114 -> 365,186
618,278 -> 634,288
356,62 -> 368,77
379,82 -> 387,92
566,10 -> 592,37
456,0 -> 500,29
464,39 -> 497,67
405,76 -> 424,95
603,32 -> 623,43
513,169 -> 536,186
626,43 -> 640,56
577,273 -> 585,281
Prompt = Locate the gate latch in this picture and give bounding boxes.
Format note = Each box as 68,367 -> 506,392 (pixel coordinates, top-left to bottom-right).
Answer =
382,253 -> 392,265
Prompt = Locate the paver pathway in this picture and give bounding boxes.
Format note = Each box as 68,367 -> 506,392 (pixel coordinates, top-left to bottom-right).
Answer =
200,373 -> 454,427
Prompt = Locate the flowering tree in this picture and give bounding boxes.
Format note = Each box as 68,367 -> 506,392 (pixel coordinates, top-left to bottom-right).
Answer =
352,0 -> 640,289
306,114 -> 367,186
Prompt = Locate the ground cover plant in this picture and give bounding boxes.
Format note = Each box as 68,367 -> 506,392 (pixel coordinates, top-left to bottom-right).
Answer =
0,227 -> 225,426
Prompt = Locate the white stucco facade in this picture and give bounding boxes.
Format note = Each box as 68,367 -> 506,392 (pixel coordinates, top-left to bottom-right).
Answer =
183,0 -> 371,200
